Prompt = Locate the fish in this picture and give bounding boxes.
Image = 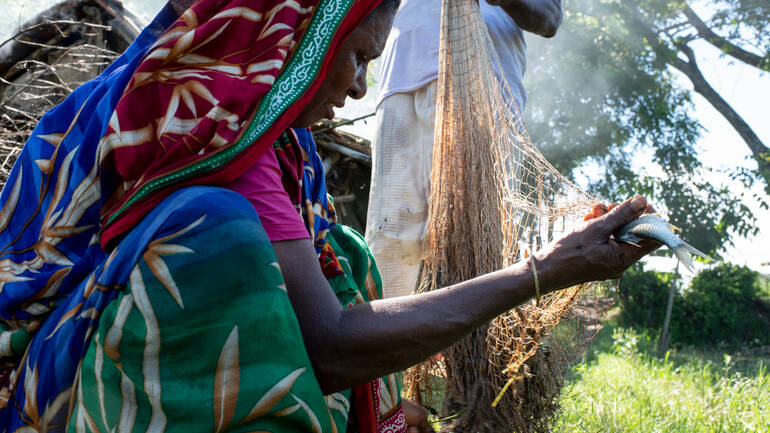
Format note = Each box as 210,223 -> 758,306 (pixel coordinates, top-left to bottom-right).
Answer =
616,214 -> 712,272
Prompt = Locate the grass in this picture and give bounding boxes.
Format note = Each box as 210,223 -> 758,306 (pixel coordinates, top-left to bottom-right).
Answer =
422,313 -> 769,432
551,318 -> 770,433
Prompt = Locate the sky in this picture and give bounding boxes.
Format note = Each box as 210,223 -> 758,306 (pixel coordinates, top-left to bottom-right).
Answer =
1,0 -> 768,274
681,39 -> 770,274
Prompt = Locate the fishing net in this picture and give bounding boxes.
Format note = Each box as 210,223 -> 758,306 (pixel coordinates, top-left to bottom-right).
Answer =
405,0 -> 610,431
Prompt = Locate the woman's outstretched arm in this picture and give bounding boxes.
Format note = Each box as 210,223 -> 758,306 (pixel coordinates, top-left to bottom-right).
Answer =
274,196 -> 657,394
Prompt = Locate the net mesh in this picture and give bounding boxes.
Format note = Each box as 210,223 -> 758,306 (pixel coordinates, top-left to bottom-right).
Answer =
405,0 -> 609,431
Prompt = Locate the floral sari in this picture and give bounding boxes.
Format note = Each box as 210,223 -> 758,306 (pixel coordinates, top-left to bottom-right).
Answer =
0,0 -> 402,431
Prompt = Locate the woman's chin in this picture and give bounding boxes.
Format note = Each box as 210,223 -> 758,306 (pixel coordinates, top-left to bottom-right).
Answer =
290,109 -> 327,129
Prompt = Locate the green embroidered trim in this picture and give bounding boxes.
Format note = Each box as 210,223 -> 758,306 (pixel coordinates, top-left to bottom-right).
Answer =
105,0 -> 354,229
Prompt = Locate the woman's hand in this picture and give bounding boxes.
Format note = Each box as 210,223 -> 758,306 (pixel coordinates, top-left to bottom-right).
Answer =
536,196 -> 660,291
402,398 -> 435,433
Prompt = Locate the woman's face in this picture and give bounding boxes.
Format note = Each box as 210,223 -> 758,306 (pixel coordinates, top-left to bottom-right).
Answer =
291,11 -> 394,128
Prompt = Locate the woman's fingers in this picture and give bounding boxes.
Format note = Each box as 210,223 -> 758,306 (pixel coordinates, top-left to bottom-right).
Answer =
402,398 -> 435,433
596,196 -> 647,233
614,238 -> 661,270
544,196 -> 658,289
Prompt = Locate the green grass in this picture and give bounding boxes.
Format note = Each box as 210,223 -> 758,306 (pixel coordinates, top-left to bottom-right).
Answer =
552,322 -> 770,433
421,314 -> 769,432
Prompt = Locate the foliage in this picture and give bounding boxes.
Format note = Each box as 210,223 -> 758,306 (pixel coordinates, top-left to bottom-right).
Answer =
524,0 -> 770,255
616,262 -> 770,347
616,263 -> 675,330
672,263 -> 770,346
552,327 -> 770,433
708,0 -> 770,69
759,273 -> 770,299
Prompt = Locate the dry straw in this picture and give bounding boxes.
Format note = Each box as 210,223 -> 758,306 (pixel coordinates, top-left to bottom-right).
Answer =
0,13 -> 125,183
407,0 -> 608,431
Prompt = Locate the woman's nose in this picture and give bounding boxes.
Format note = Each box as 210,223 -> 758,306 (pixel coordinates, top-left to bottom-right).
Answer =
348,69 -> 368,100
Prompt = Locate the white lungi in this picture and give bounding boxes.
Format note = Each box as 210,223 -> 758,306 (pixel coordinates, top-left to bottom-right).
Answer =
365,82 -> 437,299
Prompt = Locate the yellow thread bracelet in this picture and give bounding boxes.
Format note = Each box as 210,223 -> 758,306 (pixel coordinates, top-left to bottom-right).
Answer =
530,254 -> 540,307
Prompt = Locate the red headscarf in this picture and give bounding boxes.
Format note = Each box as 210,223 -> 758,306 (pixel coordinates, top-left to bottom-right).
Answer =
99,0 -> 382,249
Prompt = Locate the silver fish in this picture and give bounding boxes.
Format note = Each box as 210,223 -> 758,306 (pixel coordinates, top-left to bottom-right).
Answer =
616,214 -> 711,271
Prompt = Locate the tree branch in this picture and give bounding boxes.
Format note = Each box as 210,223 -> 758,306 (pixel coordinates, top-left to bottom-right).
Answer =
681,3 -> 769,72
620,0 -> 770,191
671,42 -> 770,191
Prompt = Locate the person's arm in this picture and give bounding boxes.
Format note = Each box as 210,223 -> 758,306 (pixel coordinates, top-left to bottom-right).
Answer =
403,398 -> 435,433
488,0 -> 563,38
274,196 -> 656,394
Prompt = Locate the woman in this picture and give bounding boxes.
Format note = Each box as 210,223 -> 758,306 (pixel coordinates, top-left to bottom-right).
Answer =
0,0 -> 656,431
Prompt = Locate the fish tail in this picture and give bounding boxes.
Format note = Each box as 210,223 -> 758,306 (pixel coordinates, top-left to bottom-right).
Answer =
673,242 -> 713,272
680,241 -> 713,261
673,247 -> 696,272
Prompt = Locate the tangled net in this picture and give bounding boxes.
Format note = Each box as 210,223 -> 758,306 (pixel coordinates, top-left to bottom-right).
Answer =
406,0 -> 609,431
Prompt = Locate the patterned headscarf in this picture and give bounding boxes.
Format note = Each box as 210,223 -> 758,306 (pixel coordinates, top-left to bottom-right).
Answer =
100,0 -> 380,248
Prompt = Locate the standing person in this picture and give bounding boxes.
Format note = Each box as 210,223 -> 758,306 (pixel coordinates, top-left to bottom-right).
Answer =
366,0 -> 562,298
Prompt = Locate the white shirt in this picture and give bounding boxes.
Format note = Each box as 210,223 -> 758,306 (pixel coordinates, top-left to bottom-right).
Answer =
376,0 -> 527,110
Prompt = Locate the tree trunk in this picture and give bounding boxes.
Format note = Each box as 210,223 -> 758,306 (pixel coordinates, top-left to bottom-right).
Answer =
622,0 -> 770,193
658,261 -> 679,355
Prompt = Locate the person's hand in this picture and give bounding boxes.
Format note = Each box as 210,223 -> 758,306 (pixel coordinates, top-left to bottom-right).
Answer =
402,398 -> 435,433
536,196 -> 660,291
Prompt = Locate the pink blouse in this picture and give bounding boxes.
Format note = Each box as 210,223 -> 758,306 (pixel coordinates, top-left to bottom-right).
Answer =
225,147 -> 309,242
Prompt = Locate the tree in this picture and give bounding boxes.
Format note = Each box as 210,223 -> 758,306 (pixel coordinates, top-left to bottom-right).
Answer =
624,0 -> 769,192
673,263 -> 770,346
524,0 -> 768,255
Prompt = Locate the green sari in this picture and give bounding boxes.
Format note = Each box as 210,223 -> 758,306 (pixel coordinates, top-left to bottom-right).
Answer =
72,189 -> 402,432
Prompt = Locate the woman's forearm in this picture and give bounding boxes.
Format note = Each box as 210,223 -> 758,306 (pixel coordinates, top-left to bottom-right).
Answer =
276,197 -> 656,394
273,238 -> 542,394
328,261 -> 539,391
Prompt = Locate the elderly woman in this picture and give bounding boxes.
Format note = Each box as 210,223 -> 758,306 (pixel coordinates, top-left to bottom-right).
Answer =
0,0 -> 655,431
